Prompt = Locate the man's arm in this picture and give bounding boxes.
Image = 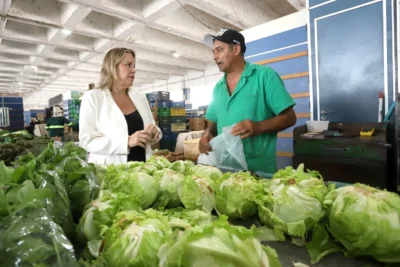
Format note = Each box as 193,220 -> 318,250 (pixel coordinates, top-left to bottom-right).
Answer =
202,120 -> 217,139
256,107 -> 296,133
199,121 -> 217,154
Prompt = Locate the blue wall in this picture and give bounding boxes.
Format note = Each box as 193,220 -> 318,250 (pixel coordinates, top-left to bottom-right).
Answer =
309,0 -> 395,122
245,26 -> 309,170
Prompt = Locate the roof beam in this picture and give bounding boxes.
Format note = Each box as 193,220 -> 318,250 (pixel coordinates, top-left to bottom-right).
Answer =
143,0 -> 182,21
188,0 -> 278,29
286,0 -> 306,10
0,0 -> 11,16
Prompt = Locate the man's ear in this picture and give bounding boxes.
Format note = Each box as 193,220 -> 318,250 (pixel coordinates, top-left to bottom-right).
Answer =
234,45 -> 242,56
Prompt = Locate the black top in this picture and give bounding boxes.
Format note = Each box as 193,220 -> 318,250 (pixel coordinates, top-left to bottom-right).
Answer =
124,111 -> 146,162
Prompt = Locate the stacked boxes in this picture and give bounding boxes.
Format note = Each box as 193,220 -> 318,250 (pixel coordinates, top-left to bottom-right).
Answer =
68,99 -> 81,132
146,92 -> 188,151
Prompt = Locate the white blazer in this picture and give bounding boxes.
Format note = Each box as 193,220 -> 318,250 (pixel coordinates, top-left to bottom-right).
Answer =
79,88 -> 162,165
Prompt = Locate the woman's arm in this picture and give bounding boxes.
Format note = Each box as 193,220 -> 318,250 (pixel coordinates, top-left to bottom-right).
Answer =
79,92 -> 130,155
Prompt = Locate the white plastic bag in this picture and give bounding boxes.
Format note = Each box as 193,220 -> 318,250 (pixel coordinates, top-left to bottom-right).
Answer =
198,125 -> 247,170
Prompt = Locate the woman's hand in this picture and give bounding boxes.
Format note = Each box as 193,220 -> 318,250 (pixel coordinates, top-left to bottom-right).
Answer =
144,124 -> 160,142
128,130 -> 152,148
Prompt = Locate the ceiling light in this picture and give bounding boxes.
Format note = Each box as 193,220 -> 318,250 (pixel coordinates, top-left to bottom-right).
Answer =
62,29 -> 72,35
24,65 -> 38,72
172,52 -> 180,58
17,82 -> 23,85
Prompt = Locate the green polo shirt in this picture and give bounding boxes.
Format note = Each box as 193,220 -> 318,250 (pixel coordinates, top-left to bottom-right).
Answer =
206,62 -> 296,174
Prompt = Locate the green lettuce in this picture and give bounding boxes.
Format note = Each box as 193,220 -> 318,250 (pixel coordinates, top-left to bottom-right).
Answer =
102,209 -> 172,267
106,172 -> 158,209
310,183 -> 400,263
215,172 -> 262,219
152,169 -> 185,209
178,175 -> 216,213
258,164 -> 328,238
168,160 -> 195,175
158,216 -> 281,267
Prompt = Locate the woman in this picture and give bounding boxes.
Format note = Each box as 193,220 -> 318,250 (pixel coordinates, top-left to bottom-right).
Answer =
79,47 -> 162,165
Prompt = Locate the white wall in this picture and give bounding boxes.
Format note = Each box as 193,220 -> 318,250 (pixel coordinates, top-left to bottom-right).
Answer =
137,9 -> 307,109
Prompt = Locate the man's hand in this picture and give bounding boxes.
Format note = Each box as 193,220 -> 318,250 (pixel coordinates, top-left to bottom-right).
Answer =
231,120 -> 259,139
199,136 -> 212,155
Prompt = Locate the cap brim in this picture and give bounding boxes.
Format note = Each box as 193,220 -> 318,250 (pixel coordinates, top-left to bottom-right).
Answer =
203,34 -> 216,48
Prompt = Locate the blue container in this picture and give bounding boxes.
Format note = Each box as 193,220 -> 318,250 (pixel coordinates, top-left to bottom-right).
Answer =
162,132 -> 178,141
172,101 -> 185,108
157,100 -> 172,108
158,123 -> 171,133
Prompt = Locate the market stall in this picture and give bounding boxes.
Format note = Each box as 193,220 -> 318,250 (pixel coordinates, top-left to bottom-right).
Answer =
0,140 -> 398,267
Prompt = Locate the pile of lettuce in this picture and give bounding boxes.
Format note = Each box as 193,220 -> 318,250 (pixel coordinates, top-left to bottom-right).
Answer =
0,142 -> 98,266
2,142 -> 400,267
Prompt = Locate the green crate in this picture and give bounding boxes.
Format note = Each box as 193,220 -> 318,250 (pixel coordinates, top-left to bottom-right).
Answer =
160,140 -> 176,151
171,116 -> 186,123
157,108 -> 171,116
158,116 -> 171,124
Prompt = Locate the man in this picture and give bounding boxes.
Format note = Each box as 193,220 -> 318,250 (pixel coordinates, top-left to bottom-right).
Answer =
199,28 -> 297,174
46,105 -> 72,142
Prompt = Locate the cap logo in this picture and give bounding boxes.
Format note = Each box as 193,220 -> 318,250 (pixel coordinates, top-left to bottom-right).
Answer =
216,29 -> 228,36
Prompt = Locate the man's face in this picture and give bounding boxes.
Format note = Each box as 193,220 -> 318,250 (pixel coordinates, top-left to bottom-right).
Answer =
212,40 -> 237,72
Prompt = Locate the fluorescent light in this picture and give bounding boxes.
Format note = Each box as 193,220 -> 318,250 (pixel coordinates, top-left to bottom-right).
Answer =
62,29 -> 72,35
17,82 -> 23,85
172,52 -> 180,58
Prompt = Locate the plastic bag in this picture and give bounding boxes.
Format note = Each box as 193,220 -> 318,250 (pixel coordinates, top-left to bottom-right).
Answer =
56,156 -> 100,222
198,125 -> 248,170
0,208 -> 79,267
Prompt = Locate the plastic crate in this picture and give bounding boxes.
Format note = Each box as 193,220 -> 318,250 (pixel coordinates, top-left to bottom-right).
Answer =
148,91 -> 170,101
171,123 -> 186,132
157,108 -> 171,116
158,123 -> 171,133
199,105 -> 208,111
171,108 -> 185,116
160,140 -> 176,151
171,101 -> 185,108
158,116 -> 171,124
158,100 -> 172,108
171,116 -> 186,123
162,132 -> 178,141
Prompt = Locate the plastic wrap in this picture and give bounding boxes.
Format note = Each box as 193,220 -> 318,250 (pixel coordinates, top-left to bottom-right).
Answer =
56,156 -> 100,222
0,208 -> 79,267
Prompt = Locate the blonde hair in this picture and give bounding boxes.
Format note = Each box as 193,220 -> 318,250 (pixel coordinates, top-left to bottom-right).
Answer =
99,47 -> 136,90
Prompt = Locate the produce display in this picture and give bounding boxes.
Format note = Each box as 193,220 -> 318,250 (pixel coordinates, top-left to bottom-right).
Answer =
0,142 -> 399,267
0,130 -> 52,165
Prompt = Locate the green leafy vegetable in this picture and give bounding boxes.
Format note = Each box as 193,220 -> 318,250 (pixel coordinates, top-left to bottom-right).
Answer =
178,175 -> 216,213
152,169 -> 185,209
216,171 -> 262,219
315,183 -> 400,263
169,160 -> 195,175
106,172 -> 158,209
257,164 -> 329,238
0,208 -> 79,267
102,209 -> 172,267
158,216 -> 282,267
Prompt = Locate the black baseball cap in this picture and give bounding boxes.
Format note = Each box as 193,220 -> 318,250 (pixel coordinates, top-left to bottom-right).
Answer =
203,28 -> 246,53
